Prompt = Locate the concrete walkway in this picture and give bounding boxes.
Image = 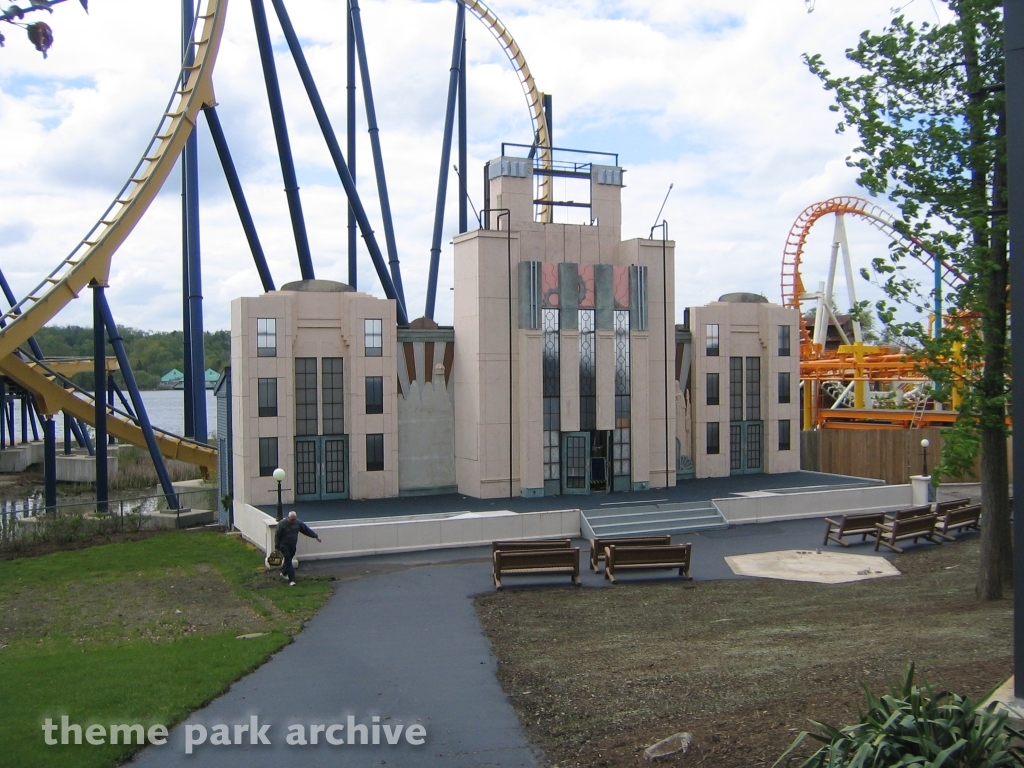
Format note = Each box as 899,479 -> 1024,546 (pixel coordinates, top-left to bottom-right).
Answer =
129,516 -> 916,767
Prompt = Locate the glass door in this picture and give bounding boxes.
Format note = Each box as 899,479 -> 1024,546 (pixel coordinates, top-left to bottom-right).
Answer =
561,432 -> 590,494
294,436 -> 350,500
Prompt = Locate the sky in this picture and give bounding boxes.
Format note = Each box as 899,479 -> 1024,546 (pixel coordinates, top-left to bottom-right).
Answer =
0,0 -> 953,332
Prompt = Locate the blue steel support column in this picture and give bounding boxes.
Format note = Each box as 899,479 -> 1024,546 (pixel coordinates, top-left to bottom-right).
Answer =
1004,0 -> 1024,699
349,0 -> 406,306
458,29 -> 467,234
92,285 -> 108,514
98,294 -> 179,510
20,398 -> 26,444
182,0 -> 196,439
63,411 -> 71,455
107,375 -> 116,445
346,0 -> 357,289
251,0 -> 316,281
0,378 -> 5,449
424,0 -> 466,320
28,399 -> 39,441
270,0 -> 408,324
43,416 -> 56,511
203,106 -> 276,292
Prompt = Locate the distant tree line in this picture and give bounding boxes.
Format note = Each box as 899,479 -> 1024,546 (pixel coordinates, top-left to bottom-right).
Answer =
31,326 -> 230,390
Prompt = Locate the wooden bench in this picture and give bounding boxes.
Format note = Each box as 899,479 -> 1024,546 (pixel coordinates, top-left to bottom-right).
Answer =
604,543 -> 692,584
589,534 -> 671,572
823,513 -> 887,547
933,498 -> 972,516
883,505 -> 934,524
492,547 -> 581,589
491,539 -> 572,554
936,503 -> 981,540
874,513 -> 940,553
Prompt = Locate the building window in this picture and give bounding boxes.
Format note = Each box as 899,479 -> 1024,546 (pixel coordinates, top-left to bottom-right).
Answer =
365,376 -> 384,414
257,318 -> 277,357
295,357 -> 318,436
579,309 -> 596,431
613,310 -> 631,481
706,324 -> 719,356
706,422 -> 720,455
542,309 -> 561,483
706,372 -> 720,406
779,325 -> 791,357
729,357 -> 743,422
778,371 -> 791,404
364,318 -> 383,357
366,433 -> 384,471
322,358 -> 344,435
779,419 -> 792,451
258,437 -> 278,476
257,378 -> 277,417
745,357 -> 761,421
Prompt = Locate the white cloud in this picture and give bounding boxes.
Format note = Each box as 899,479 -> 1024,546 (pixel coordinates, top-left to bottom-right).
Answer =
0,0 -> 943,332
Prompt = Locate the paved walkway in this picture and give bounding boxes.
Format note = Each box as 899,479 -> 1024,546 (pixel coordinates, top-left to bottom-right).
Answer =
130,516 -> 908,767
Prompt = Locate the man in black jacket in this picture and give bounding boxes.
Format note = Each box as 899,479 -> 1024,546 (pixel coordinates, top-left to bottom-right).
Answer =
274,511 -> 321,585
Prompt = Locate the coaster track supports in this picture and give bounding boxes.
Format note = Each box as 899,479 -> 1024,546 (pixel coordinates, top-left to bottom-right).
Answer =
346,0 -> 357,289
271,0 -> 408,324
349,0 -> 406,307
203,105 -> 276,293
425,0 -> 466,320
251,0 -> 316,282
458,26 -> 468,234
43,416 -> 56,511
92,283 -> 108,513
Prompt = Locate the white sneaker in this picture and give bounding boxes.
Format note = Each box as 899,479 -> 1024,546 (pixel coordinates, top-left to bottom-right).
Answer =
289,581 -> 296,587
280,573 -> 288,580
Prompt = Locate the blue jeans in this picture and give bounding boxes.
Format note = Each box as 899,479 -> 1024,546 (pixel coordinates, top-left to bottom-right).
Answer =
280,546 -> 296,582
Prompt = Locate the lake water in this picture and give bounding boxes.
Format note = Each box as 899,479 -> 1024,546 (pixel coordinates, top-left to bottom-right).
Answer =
4,389 -> 219,442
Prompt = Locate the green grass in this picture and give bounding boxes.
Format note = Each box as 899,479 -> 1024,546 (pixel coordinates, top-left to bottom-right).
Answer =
0,532 -> 333,768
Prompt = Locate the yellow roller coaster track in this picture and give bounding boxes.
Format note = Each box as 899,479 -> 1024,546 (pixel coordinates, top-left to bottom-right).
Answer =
463,0 -> 553,220
0,0 -> 227,471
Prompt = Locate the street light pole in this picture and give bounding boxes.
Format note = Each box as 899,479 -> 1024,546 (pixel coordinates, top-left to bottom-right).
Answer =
273,467 -> 286,521
920,438 -> 930,478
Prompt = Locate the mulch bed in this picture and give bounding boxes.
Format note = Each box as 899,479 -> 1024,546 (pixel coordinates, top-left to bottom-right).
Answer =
475,536 -> 1011,768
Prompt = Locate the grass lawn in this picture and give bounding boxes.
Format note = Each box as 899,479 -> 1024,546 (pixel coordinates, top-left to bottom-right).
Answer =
475,536 -> 1011,768
0,531 -> 333,768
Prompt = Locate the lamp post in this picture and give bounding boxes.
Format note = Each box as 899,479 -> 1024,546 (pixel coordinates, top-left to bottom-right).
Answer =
920,438 -> 930,478
273,467 -> 286,521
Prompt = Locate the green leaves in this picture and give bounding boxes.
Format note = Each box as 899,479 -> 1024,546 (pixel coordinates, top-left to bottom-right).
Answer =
774,666 -> 1024,768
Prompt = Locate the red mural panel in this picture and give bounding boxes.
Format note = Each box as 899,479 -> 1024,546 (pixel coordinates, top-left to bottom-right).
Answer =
541,262 -> 560,307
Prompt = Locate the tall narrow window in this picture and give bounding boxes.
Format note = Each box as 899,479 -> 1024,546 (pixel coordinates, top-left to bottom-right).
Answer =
745,357 -> 761,421
778,325 -> 791,356
257,378 -> 277,417
778,371 -> 791,404
295,358 -> 318,436
579,309 -> 596,431
706,372 -> 720,406
706,324 -> 720,356
779,419 -> 791,451
258,437 -> 278,476
364,318 -> 383,357
706,422 -> 720,455
729,357 -> 743,422
365,376 -> 384,414
542,309 -> 561,485
322,358 -> 344,435
366,433 -> 384,471
257,318 -> 276,357
613,310 -> 631,482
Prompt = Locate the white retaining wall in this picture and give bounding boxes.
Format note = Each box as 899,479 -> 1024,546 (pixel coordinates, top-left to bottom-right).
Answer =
233,503 -> 581,561
712,484 -> 912,526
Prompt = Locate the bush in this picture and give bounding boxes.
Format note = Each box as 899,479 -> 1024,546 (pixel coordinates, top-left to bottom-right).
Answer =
774,665 -> 1024,768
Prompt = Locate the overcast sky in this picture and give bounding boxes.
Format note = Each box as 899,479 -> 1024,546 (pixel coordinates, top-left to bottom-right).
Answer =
0,0 -> 950,332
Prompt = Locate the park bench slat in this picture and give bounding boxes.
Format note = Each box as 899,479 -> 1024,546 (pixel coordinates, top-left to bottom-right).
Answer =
491,538 -> 572,554
874,513 -> 940,554
823,513 -> 887,547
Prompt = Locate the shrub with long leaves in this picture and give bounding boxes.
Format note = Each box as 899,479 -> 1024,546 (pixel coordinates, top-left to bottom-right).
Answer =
774,665 -> 1024,768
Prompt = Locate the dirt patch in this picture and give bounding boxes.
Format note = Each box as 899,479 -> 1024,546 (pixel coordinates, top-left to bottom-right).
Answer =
0,562 -> 270,646
475,538 -> 1011,768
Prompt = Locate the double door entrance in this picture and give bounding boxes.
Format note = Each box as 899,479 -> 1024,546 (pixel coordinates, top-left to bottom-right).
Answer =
295,435 -> 349,500
561,431 -> 628,494
729,421 -> 763,475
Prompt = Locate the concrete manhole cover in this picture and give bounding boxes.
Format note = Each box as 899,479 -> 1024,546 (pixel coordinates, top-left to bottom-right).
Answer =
724,549 -> 900,584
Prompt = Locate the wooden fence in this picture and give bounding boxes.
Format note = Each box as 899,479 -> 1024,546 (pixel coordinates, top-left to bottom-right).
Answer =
800,428 -> 996,485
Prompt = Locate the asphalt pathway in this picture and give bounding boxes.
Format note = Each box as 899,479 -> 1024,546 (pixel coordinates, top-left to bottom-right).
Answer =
129,516 -> 908,767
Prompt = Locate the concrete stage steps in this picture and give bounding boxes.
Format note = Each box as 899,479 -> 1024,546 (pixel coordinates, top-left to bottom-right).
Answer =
581,500 -> 728,537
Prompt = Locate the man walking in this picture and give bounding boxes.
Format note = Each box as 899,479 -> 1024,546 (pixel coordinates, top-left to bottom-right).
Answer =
275,510 -> 321,586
